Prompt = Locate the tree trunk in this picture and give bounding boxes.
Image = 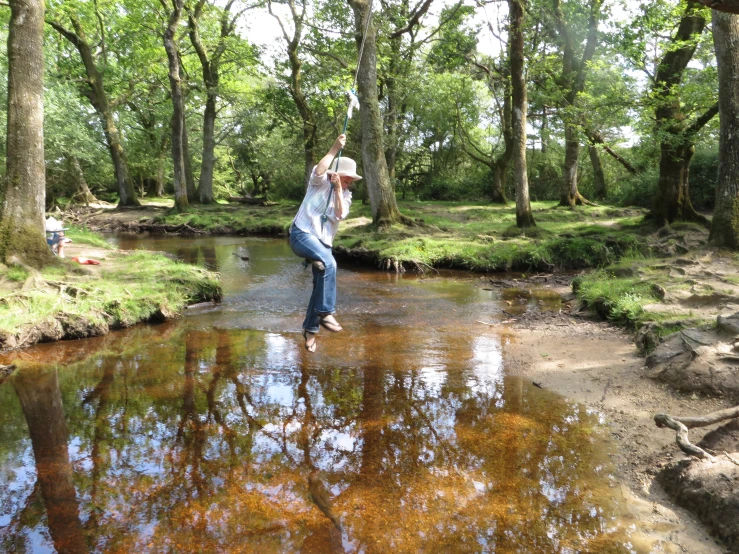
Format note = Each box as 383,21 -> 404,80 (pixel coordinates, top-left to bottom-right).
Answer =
492,77 -> 513,204
589,144 -> 607,199
554,0 -> 601,208
0,0 -> 53,268
47,18 -> 139,207
349,0 -> 407,229
183,115 -> 197,203
560,123 -> 582,206
65,153 -> 97,205
198,94 -> 217,203
156,136 -> 168,197
104,112 -> 139,206
268,0 -> 318,185
492,164 -> 508,204
710,9 -> 739,248
384,30 -> 405,182
188,1 -> 234,205
13,367 -> 87,554
163,0 -> 190,212
509,0 -> 535,228
651,1 -> 708,226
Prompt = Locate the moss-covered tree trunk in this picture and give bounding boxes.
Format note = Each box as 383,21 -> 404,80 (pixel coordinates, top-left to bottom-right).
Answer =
710,9 -> 739,248
651,1 -> 712,226
589,144 -> 607,199
163,0 -> 190,212
0,0 -> 53,268
509,0 -> 535,228
349,0 -> 407,229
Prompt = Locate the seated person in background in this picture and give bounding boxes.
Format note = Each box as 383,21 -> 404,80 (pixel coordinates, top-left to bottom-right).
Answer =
46,217 -> 69,258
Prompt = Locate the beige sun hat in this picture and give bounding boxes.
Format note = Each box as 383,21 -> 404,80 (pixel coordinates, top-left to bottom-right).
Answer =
327,157 -> 362,181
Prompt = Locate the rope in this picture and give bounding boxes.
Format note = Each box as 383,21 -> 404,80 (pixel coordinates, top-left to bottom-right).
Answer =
333,0 -> 373,170
322,0 -> 375,231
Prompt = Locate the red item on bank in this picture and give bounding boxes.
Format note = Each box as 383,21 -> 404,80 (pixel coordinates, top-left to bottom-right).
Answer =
72,257 -> 100,265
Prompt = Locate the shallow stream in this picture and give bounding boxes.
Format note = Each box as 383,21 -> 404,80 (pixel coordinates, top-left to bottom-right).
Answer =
0,236 -> 639,553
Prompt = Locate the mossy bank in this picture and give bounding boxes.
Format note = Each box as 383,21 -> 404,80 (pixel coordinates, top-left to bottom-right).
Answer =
570,221 -> 739,350
85,200 -> 650,272
0,226 -> 221,351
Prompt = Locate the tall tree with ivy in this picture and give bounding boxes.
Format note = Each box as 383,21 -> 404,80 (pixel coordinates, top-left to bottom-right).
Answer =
618,0 -> 718,226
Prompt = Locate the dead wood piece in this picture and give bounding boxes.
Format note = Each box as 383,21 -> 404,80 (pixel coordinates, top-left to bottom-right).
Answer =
664,405 -> 739,429
654,405 -> 739,460
654,413 -> 714,459
724,451 -> 739,467
227,195 -> 268,206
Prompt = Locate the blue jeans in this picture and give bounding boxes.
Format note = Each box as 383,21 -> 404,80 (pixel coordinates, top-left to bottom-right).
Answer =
289,225 -> 337,333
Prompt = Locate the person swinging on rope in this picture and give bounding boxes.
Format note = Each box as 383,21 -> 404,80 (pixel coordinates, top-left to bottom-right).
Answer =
290,134 -> 362,352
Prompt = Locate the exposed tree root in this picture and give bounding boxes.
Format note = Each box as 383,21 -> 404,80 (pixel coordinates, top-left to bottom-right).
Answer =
379,257 -> 405,273
655,405 -> 739,460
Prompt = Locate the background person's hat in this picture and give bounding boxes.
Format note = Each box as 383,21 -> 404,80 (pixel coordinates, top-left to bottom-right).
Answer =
327,157 -> 362,181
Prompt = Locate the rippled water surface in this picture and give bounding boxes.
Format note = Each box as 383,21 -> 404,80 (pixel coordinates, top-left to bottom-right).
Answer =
0,236 -> 637,553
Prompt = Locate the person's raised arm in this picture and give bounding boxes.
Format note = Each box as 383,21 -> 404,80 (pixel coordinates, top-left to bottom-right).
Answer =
315,135 -> 346,177
331,173 -> 347,219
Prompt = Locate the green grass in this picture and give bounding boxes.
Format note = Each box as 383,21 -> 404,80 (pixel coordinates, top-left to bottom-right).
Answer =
0,238 -> 220,343
573,270 -> 660,326
5,266 -> 29,282
66,225 -> 114,249
333,201 -> 649,272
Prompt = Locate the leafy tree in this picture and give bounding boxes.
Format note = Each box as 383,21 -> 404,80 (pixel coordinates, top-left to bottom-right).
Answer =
161,0 -> 190,211
46,0 -> 141,206
188,0 -> 252,203
509,0 -> 535,227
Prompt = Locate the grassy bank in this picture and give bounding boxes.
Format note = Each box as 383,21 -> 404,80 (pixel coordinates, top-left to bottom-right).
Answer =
571,223 -> 739,349
0,226 -> 221,351
112,200 -> 651,272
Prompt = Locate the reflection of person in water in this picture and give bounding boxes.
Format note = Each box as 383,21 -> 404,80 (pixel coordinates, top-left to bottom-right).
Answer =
289,134 -> 362,353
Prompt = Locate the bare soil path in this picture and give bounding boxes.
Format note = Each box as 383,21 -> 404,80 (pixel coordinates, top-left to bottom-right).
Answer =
501,303 -> 731,553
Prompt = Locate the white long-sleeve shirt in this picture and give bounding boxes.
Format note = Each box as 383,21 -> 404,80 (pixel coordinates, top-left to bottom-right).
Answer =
292,167 -> 352,246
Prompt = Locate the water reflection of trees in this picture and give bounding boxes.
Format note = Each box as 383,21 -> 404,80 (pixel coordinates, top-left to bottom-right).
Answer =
1,324 -> 629,553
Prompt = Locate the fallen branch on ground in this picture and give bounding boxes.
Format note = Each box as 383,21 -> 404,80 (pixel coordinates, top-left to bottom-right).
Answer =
654,405 -> 739,460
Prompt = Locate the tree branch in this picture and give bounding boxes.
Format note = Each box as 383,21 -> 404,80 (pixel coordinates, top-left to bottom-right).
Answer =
695,0 -> 739,14
390,0 -> 435,38
686,101 -> 719,136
